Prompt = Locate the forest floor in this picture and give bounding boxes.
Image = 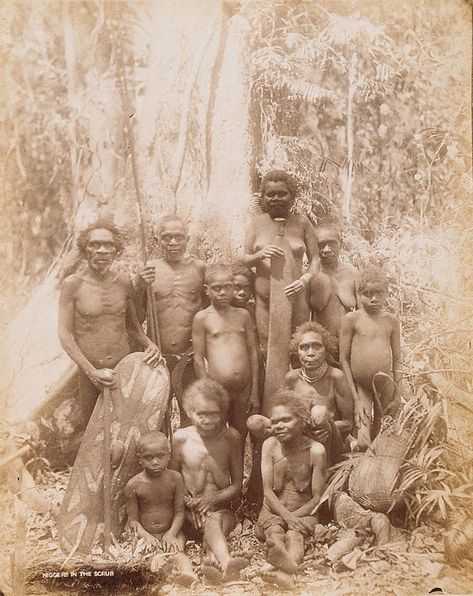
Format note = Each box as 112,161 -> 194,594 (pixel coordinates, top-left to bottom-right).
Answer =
1,465 -> 472,596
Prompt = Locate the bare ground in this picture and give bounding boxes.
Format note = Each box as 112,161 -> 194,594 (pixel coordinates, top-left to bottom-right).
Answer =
1,467 -> 472,596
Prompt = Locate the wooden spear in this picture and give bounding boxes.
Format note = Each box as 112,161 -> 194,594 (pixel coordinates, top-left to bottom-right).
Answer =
102,386 -> 112,552
113,13 -> 161,350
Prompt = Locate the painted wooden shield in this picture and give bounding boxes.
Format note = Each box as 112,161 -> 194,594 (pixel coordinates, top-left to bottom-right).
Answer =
57,353 -> 170,557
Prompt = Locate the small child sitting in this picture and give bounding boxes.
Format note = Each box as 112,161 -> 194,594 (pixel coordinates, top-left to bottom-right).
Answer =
124,431 -> 197,587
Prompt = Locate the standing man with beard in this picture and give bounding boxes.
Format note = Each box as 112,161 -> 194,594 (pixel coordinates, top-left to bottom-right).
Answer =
58,223 -> 161,436
135,215 -> 206,427
242,170 -> 318,359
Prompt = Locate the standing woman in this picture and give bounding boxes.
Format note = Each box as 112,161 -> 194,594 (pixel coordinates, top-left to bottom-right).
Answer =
243,170 -> 318,358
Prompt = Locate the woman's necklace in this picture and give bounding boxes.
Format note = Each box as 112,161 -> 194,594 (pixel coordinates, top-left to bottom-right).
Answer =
298,361 -> 328,384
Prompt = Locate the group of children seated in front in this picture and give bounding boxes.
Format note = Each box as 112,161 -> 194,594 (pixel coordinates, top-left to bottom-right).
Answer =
125,382 -> 326,588
124,256 -> 402,587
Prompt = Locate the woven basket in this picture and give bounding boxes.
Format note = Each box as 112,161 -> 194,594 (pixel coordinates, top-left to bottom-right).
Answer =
348,425 -> 412,512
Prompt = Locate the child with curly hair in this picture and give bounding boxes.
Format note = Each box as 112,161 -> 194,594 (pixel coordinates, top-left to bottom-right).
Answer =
339,266 -> 402,450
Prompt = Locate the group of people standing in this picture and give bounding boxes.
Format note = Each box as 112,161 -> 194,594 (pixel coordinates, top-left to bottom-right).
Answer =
58,169 -> 402,587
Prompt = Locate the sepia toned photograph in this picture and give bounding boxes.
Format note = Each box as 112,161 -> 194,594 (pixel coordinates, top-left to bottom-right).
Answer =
0,1 -> 472,594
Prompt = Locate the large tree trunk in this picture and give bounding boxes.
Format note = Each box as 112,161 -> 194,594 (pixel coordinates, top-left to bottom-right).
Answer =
0,1 -> 252,465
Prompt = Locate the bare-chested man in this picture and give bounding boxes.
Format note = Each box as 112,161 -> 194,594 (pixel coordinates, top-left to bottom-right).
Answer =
309,222 -> 359,338
243,170 -> 318,357
170,379 -> 249,583
58,224 -> 161,433
256,391 -> 326,588
135,214 -> 205,426
192,264 -> 259,443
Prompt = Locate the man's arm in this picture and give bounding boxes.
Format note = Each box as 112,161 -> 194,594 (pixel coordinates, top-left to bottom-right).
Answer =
332,369 -> 354,435
169,433 -> 183,472
192,312 -> 208,379
245,312 -> 260,412
125,277 -> 161,366
293,442 -> 327,517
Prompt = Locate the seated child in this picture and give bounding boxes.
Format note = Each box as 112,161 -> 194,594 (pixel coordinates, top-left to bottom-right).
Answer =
256,391 -> 326,588
339,266 -> 402,450
124,431 -> 197,587
170,379 -> 249,582
192,264 -> 259,444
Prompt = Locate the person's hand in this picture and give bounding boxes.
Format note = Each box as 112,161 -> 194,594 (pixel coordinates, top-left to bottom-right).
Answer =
137,264 -> 155,285
256,245 -> 285,260
285,278 -> 305,296
129,522 -> 160,547
87,368 -> 116,389
312,427 -> 330,445
185,496 -> 204,531
353,400 -> 368,430
193,494 -> 216,516
142,343 -> 163,367
162,532 -> 182,553
285,513 -> 310,534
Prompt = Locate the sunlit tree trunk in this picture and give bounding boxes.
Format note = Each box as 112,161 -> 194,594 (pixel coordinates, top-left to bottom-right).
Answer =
341,52 -> 357,220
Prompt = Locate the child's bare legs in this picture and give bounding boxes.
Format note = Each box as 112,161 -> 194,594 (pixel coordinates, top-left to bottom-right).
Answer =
170,533 -> 197,586
372,376 -> 395,438
355,384 -> 372,450
228,384 -> 251,451
202,511 -> 248,581
149,532 -> 197,586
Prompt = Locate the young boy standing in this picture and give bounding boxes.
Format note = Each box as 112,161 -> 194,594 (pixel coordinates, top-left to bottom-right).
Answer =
339,266 -> 402,449
170,379 -> 249,582
256,391 -> 326,588
192,264 -> 259,441
124,432 -> 197,586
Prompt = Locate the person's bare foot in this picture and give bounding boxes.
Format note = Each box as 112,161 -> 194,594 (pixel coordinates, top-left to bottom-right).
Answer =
267,542 -> 298,575
222,556 -> 249,581
371,513 -> 391,546
202,564 -> 223,584
261,569 -> 295,589
173,572 -> 197,587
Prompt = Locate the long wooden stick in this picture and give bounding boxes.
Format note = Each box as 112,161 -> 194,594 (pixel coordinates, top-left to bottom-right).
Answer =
111,10 -> 161,349
102,386 -> 112,552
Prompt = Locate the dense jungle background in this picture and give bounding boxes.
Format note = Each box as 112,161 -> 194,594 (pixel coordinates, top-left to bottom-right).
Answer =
1,0 -> 472,594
